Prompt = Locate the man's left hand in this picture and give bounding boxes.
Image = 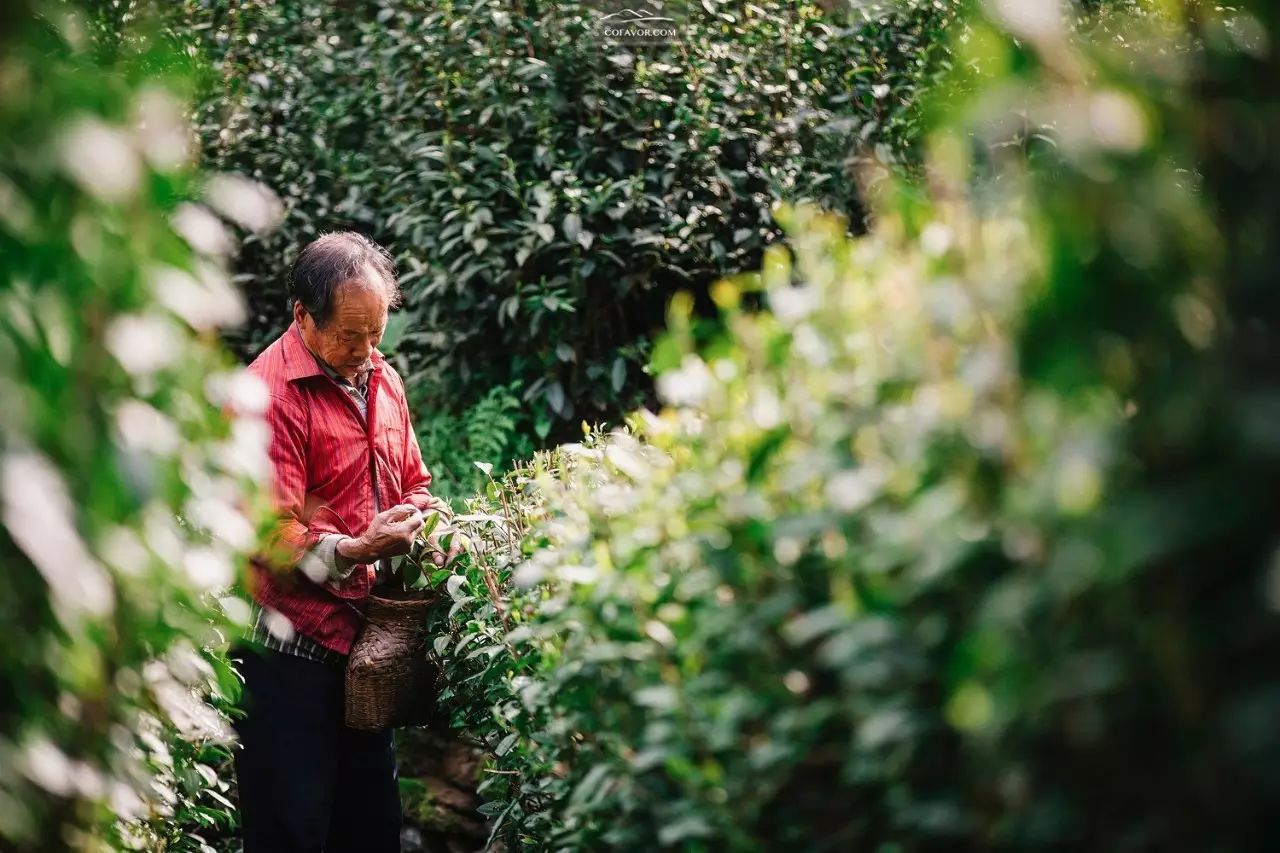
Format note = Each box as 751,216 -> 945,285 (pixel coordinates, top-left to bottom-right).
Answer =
425,525 -> 469,568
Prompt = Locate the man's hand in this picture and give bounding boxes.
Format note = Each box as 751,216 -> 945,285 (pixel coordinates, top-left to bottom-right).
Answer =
337,504 -> 425,564
425,524 -> 469,568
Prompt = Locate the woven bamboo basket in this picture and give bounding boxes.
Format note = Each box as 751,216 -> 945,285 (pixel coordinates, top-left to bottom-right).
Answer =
344,588 -> 443,731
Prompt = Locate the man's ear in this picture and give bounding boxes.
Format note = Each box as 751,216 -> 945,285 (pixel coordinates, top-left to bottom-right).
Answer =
292,300 -> 308,329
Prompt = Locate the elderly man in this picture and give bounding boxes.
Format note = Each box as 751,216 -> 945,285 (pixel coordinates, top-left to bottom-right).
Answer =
231,232 -> 459,852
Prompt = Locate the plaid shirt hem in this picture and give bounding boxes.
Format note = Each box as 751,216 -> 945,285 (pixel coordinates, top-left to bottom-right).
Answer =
248,603 -> 346,667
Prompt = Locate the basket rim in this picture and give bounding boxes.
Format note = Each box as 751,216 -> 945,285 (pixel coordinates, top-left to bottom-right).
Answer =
365,588 -> 444,609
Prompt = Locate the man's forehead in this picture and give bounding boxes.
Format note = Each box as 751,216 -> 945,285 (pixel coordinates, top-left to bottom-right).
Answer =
330,313 -> 385,331
330,281 -> 388,327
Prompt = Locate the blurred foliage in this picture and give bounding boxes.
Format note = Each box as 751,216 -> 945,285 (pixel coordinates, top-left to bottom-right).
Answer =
0,2 -> 269,849
164,0 -> 960,492
420,0 -> 1280,849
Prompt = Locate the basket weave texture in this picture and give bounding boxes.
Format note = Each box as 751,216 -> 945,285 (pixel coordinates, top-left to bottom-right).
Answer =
344,589 -> 442,731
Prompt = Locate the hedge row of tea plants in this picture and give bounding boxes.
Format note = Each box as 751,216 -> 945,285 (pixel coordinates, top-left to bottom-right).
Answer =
425,1 -> 1280,848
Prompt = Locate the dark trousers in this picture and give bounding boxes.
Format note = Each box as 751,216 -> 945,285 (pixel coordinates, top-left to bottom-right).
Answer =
229,645 -> 402,853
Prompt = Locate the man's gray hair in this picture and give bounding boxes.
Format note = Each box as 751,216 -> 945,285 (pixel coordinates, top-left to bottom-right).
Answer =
288,231 -> 401,328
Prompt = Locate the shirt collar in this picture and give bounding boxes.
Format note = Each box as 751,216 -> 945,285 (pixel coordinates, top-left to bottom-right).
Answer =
313,349 -> 371,390
282,319 -> 383,384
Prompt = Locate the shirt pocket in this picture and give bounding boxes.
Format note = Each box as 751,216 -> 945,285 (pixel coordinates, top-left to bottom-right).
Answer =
376,418 -> 407,493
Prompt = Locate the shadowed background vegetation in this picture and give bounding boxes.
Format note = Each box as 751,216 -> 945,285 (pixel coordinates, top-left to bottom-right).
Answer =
171,0 -> 961,498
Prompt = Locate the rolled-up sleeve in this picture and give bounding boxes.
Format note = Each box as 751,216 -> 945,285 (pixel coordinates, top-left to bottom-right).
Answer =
310,532 -> 358,582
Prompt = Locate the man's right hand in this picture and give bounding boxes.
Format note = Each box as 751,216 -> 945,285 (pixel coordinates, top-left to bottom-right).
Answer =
336,504 -> 425,564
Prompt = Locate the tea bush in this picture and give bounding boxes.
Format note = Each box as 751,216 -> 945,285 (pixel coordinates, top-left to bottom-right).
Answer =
426,1 -> 1280,848
0,3 -> 269,849
172,0 -> 961,494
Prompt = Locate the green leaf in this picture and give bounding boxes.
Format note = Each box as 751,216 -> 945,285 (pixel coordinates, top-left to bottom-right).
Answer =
611,356 -> 626,393
546,381 -> 566,416
495,732 -> 519,755
562,212 -> 581,242
421,509 -> 442,539
447,596 -> 476,620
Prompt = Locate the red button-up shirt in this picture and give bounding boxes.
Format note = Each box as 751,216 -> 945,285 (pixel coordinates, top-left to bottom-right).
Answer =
245,320 -> 449,654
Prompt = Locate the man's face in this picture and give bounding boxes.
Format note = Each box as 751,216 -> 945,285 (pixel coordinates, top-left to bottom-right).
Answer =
295,278 -> 388,381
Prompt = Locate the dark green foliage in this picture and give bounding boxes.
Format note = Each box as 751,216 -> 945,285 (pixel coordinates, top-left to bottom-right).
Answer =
172,0 -> 959,490
413,381 -> 537,502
